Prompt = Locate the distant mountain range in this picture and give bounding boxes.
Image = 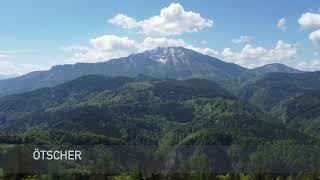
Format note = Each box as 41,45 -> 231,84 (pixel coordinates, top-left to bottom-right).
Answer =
0,47 -> 320,173
251,63 -> 302,75
0,47 -> 303,97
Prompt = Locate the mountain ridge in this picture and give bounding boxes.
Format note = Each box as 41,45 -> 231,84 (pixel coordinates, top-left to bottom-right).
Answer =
0,47 -> 251,96
0,46 -> 306,97
0,74 -> 309,144
239,71 -> 320,111
252,63 -> 302,74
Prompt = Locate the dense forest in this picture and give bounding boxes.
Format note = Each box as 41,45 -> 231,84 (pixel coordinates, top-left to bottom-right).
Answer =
1,73 -> 320,179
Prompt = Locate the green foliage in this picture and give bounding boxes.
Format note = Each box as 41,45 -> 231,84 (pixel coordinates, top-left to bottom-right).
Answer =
240,72 -> 320,111
0,75 -> 319,176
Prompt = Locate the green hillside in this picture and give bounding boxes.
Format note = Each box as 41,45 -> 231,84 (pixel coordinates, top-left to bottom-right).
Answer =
0,75 -> 308,145
239,72 -> 320,111
0,75 -> 319,175
271,90 -> 320,137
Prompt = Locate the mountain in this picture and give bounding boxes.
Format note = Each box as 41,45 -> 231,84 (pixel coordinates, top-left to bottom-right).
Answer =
271,90 -> 320,133
0,75 -> 234,131
0,47 -> 252,97
0,47 -> 307,98
252,63 -> 302,75
239,68 -> 320,143
239,71 -> 320,111
0,74 -> 311,144
261,88 -> 320,145
0,74 -> 318,173
0,74 -> 312,146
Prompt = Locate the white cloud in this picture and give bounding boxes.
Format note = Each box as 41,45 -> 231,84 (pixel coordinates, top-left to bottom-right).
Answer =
64,35 -> 141,63
262,41 -> 297,61
309,29 -> 320,46
90,35 -> 139,52
0,49 -> 49,75
298,12 -> 320,29
222,45 -> 266,68
298,12 -> 320,46
231,35 -> 252,44
222,41 -> 297,68
108,14 -> 140,29
63,35 -> 219,63
0,60 -> 48,75
296,60 -> 320,71
109,3 -> 213,36
0,61 -> 20,74
277,18 -> 287,30
222,45 -> 266,61
188,46 -> 219,56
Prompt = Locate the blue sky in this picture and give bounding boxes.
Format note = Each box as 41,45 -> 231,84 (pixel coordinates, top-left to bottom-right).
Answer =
0,0 -> 320,75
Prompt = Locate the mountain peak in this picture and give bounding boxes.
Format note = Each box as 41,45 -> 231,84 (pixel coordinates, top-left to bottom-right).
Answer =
0,46 -> 250,97
144,46 -> 193,64
150,46 -> 187,52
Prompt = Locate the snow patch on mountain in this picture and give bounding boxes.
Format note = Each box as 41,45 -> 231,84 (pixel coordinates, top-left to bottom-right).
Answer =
146,47 -> 190,65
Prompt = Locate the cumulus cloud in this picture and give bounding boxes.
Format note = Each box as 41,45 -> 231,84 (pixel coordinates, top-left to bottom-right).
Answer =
298,12 -> 320,29
63,35 -> 219,63
90,35 -> 139,52
222,45 -> 266,68
63,35 -> 141,63
296,60 -> 320,71
309,29 -> 320,46
262,41 -> 297,61
222,41 -> 297,68
277,18 -> 287,30
108,14 -> 140,29
231,35 -> 252,44
109,3 -> 213,36
298,12 -> 320,46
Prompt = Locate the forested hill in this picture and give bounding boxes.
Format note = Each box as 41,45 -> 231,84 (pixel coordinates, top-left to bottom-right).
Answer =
0,74 -> 319,174
239,71 -> 320,111
0,74 -> 313,146
0,47 -> 251,97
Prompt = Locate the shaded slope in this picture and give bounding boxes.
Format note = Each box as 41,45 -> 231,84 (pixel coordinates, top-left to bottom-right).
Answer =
240,71 -> 320,111
0,75 -> 313,147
